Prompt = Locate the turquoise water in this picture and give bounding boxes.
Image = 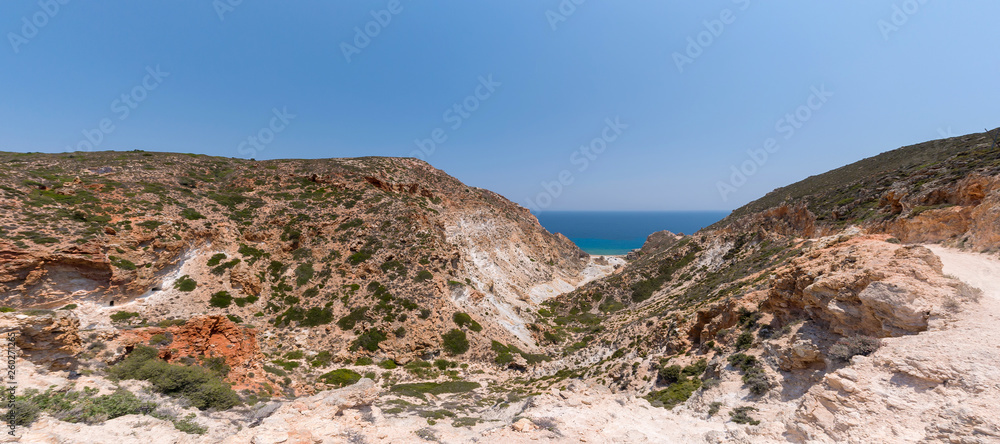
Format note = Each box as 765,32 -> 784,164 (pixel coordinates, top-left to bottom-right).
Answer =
534,211 -> 729,255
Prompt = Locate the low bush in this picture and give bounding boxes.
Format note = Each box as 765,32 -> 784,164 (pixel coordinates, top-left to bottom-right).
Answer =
452,312 -> 482,332
647,378 -> 702,409
180,208 -> 205,220
657,365 -> 682,385
729,406 -> 760,425
351,329 -> 387,352
110,311 -> 141,323
149,333 -> 172,346
318,369 -> 361,388
12,387 -> 155,426
415,270 -> 433,282
309,351 -> 333,368
389,381 -> 480,399
829,335 -> 881,362
173,275 -> 197,292
206,253 -> 227,267
108,346 -> 240,410
337,307 -> 369,330
209,291 -> 232,308
442,329 -> 469,355
735,331 -> 754,351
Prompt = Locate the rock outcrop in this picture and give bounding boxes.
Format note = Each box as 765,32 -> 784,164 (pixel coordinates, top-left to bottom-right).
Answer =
0,311 -> 81,371
763,235 -> 955,337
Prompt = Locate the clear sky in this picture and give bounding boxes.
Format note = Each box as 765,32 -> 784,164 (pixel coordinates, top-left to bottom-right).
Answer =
2,1 -> 999,211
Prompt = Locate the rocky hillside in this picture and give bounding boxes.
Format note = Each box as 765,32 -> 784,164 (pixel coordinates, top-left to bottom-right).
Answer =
523,129 -> 1000,442
0,151 -> 611,369
2,129 -> 999,443
719,128 -> 1000,250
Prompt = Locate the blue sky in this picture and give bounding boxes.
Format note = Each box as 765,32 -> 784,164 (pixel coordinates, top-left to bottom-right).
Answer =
2,1 -> 998,211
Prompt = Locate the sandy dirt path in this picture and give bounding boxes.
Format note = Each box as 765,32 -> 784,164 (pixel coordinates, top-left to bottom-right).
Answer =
925,245 -> 1000,299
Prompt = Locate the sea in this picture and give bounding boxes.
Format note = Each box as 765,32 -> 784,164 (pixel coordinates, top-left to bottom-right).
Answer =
534,211 -> 730,256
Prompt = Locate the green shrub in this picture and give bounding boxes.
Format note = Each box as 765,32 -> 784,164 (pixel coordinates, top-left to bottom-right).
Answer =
355,357 -> 374,366
300,307 -> 334,327
238,243 -> 268,265
708,401 -> 722,417
226,314 -> 243,323
389,381 -> 480,399
294,263 -> 314,286
682,358 -> 708,377
109,256 -> 138,270
347,251 -> 371,265
14,388 -> 156,426
173,275 -> 197,292
170,413 -> 207,435
138,220 -> 164,230
727,353 -> 758,372
829,335 -> 881,362
727,353 -> 770,395
631,278 -> 663,303
7,398 -> 40,426
318,369 -> 362,388
0,307 -> 15,313
735,331 -> 754,351
209,291 -> 232,308
206,253 -> 227,267
337,219 -> 364,231
201,357 -> 230,377
59,304 -> 78,310
149,333 -> 172,346
647,378 -> 702,409
351,329 -> 387,352
657,365 -> 682,385
378,359 -> 397,369
310,351 -> 333,368
453,312 -> 482,332
433,359 -> 456,371
110,311 -> 141,323
415,270 -> 433,282
108,346 -> 240,411
180,208 -> 205,220
337,307 -> 369,330
729,406 -> 760,425
442,329 -> 469,355
270,359 -> 300,371
158,319 -> 187,328
210,259 -> 240,276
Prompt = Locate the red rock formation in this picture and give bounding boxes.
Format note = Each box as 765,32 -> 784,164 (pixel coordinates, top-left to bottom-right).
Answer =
120,315 -> 266,391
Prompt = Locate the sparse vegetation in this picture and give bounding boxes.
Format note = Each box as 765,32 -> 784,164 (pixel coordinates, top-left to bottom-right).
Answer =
173,275 -> 197,292
209,291 -> 233,308
441,329 -> 469,355
452,312 -> 482,332
829,335 -> 881,362
317,369 -> 362,388
109,346 -> 240,410
729,406 -> 761,425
